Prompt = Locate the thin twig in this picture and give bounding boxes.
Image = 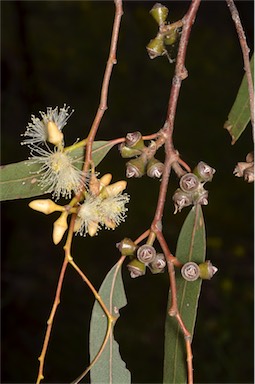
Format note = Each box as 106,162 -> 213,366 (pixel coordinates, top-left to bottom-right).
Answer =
82,0 -> 123,175
36,256 -> 69,384
226,0 -> 254,138
36,213 -> 77,384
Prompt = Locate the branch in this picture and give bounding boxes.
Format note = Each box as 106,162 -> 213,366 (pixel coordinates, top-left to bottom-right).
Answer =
82,0 -> 123,174
152,0 -> 201,229
226,0 -> 254,138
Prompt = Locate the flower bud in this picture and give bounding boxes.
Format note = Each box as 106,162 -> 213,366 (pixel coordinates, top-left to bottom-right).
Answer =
181,262 -> 200,282
193,189 -> 209,206
173,188 -> 193,214
146,157 -> 164,178
100,173 -> 112,188
149,253 -> 166,274
103,218 -> 116,230
180,173 -> 200,193
193,162 -> 215,182
47,121 -> 64,146
127,258 -> 146,278
137,244 -> 157,264
89,173 -> 101,196
244,165 -> 254,183
125,131 -> 145,150
246,151 -> 254,163
116,238 -> 138,256
100,180 -> 127,198
119,143 -> 142,158
164,29 -> 178,45
88,221 -> 99,237
126,157 -> 147,178
147,35 -> 165,59
150,3 -> 169,25
53,212 -> 68,245
29,199 -> 63,215
198,261 -> 218,280
233,162 -> 251,177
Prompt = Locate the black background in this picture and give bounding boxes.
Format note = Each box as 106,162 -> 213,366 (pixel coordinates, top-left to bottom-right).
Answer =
1,1 -> 254,383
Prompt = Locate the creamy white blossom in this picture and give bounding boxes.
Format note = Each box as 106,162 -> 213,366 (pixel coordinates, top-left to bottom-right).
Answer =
29,145 -> 85,200
21,105 -> 73,146
100,194 -> 130,229
75,195 -> 102,236
75,192 -> 130,236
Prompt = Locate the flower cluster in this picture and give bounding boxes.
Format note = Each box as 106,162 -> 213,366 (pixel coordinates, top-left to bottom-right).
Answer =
21,105 -> 85,200
29,174 -> 130,243
75,178 -> 130,237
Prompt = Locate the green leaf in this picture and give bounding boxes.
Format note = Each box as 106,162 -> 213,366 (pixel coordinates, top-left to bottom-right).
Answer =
0,141 -> 114,201
163,205 -> 206,384
224,54 -> 254,144
89,261 -> 131,384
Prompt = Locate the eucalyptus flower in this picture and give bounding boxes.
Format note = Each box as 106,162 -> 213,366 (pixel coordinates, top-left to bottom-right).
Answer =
75,191 -> 130,236
21,105 -> 73,146
29,145 -> 85,200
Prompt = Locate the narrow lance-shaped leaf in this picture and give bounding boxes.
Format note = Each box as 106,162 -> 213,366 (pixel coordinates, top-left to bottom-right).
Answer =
224,54 -> 254,144
163,205 -> 206,384
89,260 -> 131,384
0,141 -> 114,201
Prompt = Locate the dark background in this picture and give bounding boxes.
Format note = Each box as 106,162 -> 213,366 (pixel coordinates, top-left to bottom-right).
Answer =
1,1 -> 254,383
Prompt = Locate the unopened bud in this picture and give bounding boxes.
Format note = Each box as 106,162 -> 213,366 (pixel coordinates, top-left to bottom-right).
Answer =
233,162 -> 251,177
150,3 -> 169,25
47,121 -> 64,146
100,180 -> 127,198
164,29 -> 179,45
244,165 -> 254,183
29,199 -> 63,215
88,221 -> 99,237
147,35 -> 165,59
193,162 -> 215,182
173,188 -> 193,214
100,173 -> 112,188
103,218 -> 116,230
181,262 -> 200,282
127,258 -> 146,278
193,189 -> 209,206
126,157 -> 147,178
149,253 -> 166,274
53,212 -> 68,245
198,261 -> 218,280
146,157 -> 164,178
119,143 -> 142,158
137,244 -> 157,264
116,238 -> 138,256
180,173 -> 200,193
246,151 -> 254,163
125,131 -> 144,149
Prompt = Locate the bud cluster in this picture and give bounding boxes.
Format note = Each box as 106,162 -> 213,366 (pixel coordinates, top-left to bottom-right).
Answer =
119,131 -> 164,179
117,238 -> 166,278
173,161 -> 215,213
233,151 -> 254,183
146,3 -> 181,60
181,260 -> 218,282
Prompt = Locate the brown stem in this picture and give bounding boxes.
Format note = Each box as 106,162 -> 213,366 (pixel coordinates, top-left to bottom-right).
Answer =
226,0 -> 254,139
82,0 -> 123,175
152,0 -> 201,228
150,2 -> 201,384
35,214 -> 77,384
